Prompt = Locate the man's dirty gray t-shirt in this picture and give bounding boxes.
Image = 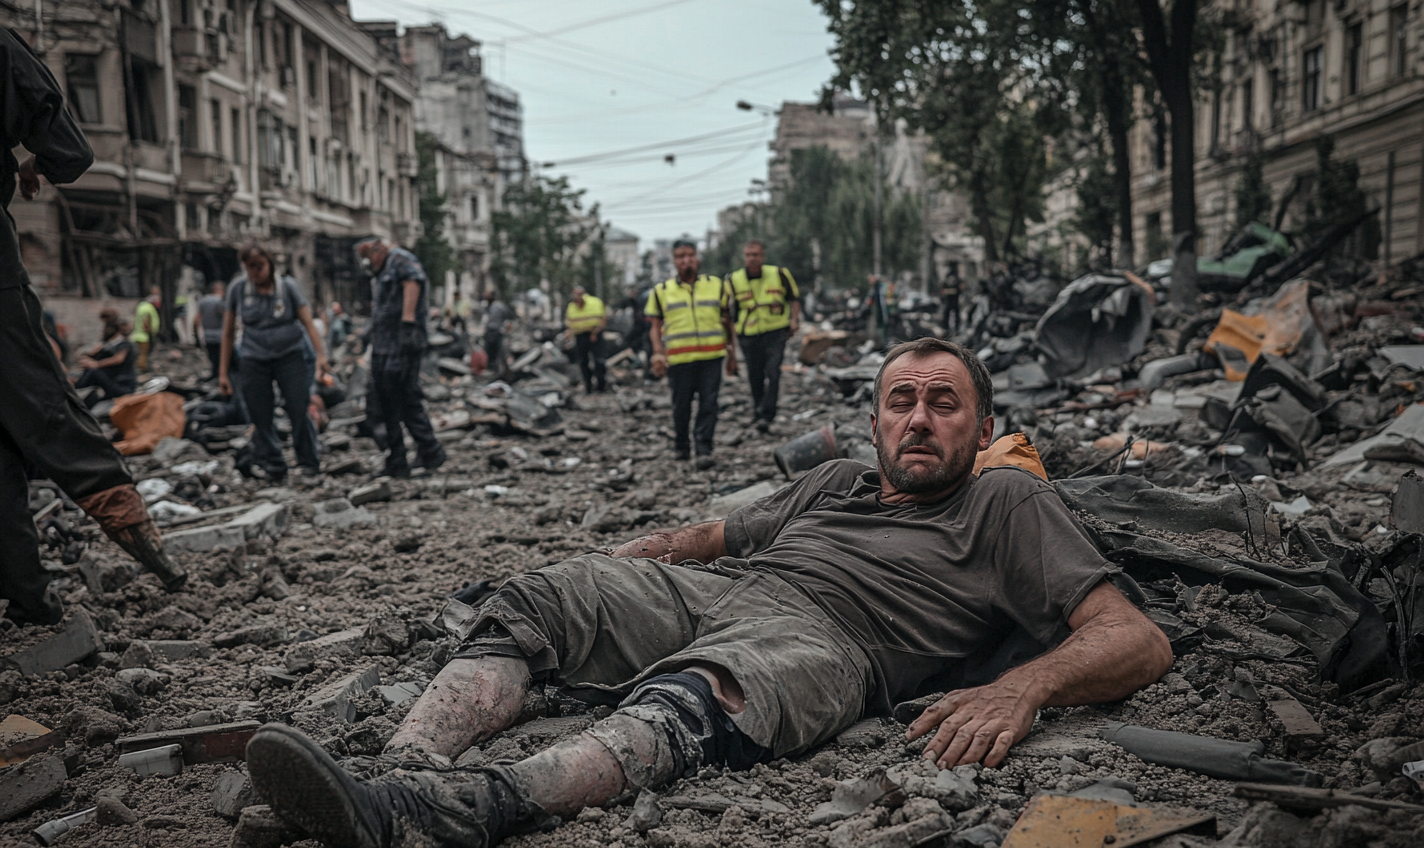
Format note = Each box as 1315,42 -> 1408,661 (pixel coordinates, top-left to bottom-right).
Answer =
225,276 -> 308,361
720,459 -> 1115,712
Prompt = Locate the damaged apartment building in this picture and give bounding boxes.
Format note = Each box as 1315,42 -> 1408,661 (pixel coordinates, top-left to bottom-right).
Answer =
397,23 -> 525,302
2,0 -> 426,345
1133,0 -> 1424,266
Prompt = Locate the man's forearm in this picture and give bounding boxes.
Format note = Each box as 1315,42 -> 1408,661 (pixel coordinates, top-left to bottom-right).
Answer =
610,520 -> 726,563
999,606 -> 1171,708
402,280 -> 420,322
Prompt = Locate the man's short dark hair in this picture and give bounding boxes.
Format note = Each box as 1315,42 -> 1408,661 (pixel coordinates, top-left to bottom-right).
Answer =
872,337 -> 994,424
672,239 -> 697,252
743,239 -> 765,251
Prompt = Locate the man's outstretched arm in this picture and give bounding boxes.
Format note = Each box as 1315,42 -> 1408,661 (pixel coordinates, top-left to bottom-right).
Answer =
609,521 -> 726,564
907,580 -> 1172,769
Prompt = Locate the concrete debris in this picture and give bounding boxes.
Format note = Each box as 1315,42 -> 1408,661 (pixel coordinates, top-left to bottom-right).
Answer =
212,772 -> 258,820
6,609 -> 104,676
295,666 -> 381,723
30,805 -> 95,846
229,804 -> 299,848
311,497 -> 377,529
0,754 -> 67,822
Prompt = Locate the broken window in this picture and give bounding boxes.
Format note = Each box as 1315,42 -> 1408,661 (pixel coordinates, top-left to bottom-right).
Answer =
65,54 -> 101,124
1269,68 -> 1283,127
470,194 -> 479,221
1392,4 -> 1409,78
178,84 -> 199,150
211,98 -> 223,155
1145,211 -> 1167,260
231,107 -> 243,163
328,57 -> 350,145
1302,46 -> 1322,112
126,61 -> 161,143
1241,77 -> 1254,132
1347,21 -> 1364,96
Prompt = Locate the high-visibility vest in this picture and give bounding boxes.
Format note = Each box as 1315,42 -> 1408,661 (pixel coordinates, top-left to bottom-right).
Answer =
729,265 -> 798,336
130,300 -> 160,343
565,295 -> 605,335
646,275 -> 727,365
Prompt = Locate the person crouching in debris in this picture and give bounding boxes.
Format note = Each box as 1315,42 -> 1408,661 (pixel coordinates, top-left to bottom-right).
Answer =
0,25 -> 187,626
218,244 -> 329,482
356,237 -> 446,478
245,337 -> 1173,848
74,315 -> 138,404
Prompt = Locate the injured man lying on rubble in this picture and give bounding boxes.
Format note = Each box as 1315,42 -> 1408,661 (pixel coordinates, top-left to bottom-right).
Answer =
244,337 -> 1174,848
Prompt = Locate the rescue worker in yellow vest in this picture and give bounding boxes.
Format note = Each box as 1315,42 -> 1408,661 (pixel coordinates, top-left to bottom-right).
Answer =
728,240 -> 800,434
565,285 -> 608,394
646,239 -> 737,469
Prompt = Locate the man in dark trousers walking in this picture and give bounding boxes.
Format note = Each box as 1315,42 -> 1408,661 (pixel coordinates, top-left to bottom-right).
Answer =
728,240 -> 799,433
356,237 -> 446,479
0,27 -> 186,625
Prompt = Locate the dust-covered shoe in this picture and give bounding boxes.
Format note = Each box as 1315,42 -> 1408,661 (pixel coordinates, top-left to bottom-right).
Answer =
247,723 -> 536,848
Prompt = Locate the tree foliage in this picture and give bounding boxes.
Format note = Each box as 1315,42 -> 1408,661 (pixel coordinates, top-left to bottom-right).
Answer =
704,146 -> 922,291
413,131 -> 456,291
489,175 -> 600,300
814,0 -> 1068,264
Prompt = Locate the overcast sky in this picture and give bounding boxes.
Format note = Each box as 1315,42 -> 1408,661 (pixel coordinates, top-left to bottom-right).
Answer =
348,0 -> 838,249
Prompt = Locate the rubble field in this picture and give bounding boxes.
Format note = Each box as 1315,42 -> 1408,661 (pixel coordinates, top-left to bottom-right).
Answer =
5,268 -> 1424,847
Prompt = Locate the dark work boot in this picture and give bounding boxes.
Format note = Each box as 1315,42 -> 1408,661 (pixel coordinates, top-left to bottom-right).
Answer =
108,519 -> 188,592
417,444 -> 448,473
247,723 -> 540,848
3,586 -> 64,627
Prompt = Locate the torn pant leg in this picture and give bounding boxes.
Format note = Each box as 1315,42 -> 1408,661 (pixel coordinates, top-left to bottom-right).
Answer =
73,484 -> 188,591
583,671 -> 770,791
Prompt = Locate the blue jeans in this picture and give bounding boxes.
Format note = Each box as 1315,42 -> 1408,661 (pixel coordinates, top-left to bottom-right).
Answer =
241,350 -> 319,476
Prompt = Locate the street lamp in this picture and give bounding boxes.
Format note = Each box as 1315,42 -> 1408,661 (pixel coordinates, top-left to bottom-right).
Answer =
736,100 -> 778,116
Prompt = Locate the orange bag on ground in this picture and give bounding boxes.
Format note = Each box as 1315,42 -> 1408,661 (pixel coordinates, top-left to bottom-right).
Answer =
109,392 -> 186,456
973,432 -> 1048,481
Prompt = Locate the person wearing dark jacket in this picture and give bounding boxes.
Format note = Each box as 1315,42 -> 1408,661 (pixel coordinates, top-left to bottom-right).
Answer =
0,27 -> 186,626
75,317 -> 138,403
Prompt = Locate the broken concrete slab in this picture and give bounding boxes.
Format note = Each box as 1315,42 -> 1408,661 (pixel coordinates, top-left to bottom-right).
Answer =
5,608 -> 104,676
163,522 -> 246,553
295,666 -> 381,723
212,772 -> 258,820
376,682 -> 425,707
1264,690 -> 1325,742
115,667 -> 170,695
349,479 -> 393,506
0,753 -> 67,822
116,720 -> 260,764
283,627 -> 364,673
121,639 -> 213,668
214,623 -> 288,649
829,811 -> 952,848
227,502 -> 291,541
311,497 -> 376,529
810,769 -> 905,825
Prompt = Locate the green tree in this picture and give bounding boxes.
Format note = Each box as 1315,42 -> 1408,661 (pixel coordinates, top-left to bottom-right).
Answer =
413,131 -> 456,290
1234,150 -> 1271,230
1073,144 -> 1120,267
490,175 -> 599,300
815,0 -> 1066,264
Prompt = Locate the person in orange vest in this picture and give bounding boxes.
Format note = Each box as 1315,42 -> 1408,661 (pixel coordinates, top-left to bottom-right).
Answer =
564,285 -> 608,394
727,240 -> 799,433
646,239 -> 737,469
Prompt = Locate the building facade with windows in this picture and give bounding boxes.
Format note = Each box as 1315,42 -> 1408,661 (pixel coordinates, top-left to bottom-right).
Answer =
398,22 -> 525,304
1131,0 -> 1424,266
3,0 -> 420,342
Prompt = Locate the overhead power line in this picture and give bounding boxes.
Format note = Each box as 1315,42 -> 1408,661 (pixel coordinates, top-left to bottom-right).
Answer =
540,122 -> 767,167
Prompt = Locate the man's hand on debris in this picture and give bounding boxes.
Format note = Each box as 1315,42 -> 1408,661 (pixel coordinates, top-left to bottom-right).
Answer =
907,581 -> 1174,770
18,155 -> 40,199
906,678 -> 1036,769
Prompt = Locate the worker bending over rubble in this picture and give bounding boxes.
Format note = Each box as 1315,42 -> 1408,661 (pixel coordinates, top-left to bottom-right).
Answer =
1,26 -> 187,626
246,338 -> 1172,848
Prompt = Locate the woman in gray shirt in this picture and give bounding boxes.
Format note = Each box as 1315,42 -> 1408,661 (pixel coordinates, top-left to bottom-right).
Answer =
218,245 -> 329,481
